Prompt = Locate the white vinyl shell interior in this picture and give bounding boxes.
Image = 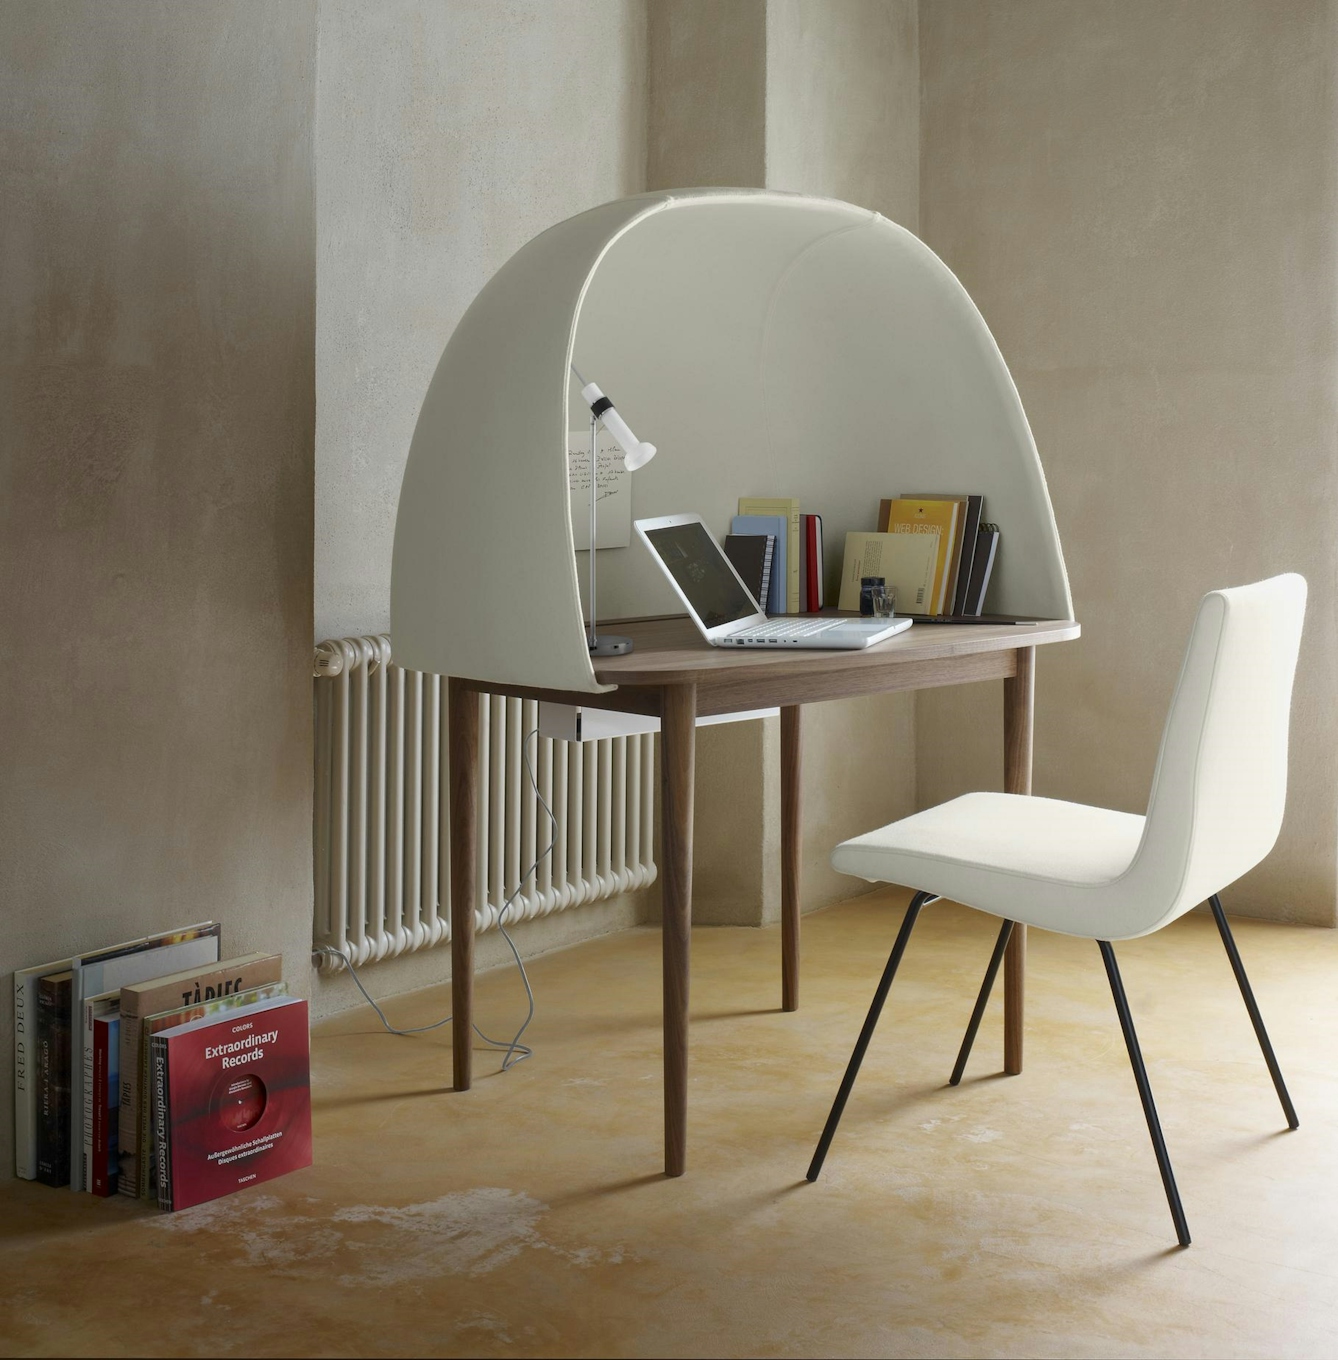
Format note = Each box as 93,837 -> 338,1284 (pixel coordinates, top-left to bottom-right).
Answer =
392,189 -> 1073,694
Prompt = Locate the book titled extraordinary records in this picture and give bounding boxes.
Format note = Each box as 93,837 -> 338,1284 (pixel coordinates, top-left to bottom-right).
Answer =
119,952 -> 283,1200
133,980 -> 289,1202
152,996 -> 311,1212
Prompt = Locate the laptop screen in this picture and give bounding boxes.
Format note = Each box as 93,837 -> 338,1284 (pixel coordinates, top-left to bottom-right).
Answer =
643,521 -> 760,629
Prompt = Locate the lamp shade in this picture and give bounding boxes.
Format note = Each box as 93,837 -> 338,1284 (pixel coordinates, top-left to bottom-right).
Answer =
578,380 -> 657,470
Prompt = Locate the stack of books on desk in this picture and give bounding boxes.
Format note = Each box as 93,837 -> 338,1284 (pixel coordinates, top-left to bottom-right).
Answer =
727,497 -> 825,615
839,494 -> 1000,618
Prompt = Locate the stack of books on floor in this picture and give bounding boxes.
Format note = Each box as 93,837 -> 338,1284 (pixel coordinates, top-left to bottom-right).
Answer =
726,496 -> 825,615
13,924 -> 311,1211
839,494 -> 1000,618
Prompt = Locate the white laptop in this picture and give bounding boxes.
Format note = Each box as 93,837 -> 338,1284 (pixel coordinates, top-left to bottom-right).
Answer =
635,513 -> 913,649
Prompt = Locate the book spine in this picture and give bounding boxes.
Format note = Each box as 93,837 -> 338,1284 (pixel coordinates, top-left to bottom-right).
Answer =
939,506 -> 962,615
966,525 -> 1000,616
67,960 -> 82,1191
117,1011 -> 142,1198
13,973 -> 35,1179
91,1023 -> 110,1196
951,496 -> 984,617
770,532 -> 785,616
81,1001 -> 96,1193
140,1023 -> 157,1201
36,976 -> 71,1187
815,517 -> 825,609
805,516 -> 819,612
797,517 -> 808,614
35,983 -> 55,1186
152,1035 -> 172,1211
786,507 -> 800,613
975,529 -> 1000,616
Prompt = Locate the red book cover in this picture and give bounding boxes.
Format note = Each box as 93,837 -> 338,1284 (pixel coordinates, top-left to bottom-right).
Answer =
158,997 -> 311,1211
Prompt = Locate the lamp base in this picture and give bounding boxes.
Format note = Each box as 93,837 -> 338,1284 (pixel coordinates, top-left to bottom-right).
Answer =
589,634 -> 635,657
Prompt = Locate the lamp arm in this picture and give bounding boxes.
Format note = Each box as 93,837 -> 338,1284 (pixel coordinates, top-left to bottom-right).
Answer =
569,366 -> 653,658
588,407 -> 598,648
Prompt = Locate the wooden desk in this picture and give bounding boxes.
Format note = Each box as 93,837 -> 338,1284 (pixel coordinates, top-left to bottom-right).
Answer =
447,615 -> 1080,1176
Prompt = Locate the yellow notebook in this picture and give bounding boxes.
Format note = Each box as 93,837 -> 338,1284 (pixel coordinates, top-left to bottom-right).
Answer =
878,497 -> 963,615
738,497 -> 800,613
838,532 -> 939,614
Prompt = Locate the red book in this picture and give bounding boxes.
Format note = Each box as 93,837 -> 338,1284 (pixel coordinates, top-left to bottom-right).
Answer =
91,1012 -> 118,1197
803,514 -> 821,612
151,997 -> 311,1211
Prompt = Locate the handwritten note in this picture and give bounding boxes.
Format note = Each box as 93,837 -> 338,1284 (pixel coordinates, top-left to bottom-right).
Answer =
568,428 -> 631,549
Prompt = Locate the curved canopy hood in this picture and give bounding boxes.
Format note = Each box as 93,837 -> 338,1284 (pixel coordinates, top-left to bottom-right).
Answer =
392,189 -> 1072,694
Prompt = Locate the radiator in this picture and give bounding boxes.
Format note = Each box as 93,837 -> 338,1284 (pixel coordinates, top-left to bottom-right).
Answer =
312,635 -> 657,971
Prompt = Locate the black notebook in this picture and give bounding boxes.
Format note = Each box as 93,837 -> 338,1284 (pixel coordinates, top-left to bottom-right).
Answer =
724,533 -> 775,613
963,523 -> 1001,616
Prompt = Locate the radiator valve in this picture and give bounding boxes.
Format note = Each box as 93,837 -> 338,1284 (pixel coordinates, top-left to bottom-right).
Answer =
313,643 -> 344,679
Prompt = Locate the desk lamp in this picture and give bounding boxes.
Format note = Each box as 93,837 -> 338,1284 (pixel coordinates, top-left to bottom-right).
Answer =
572,366 -> 656,656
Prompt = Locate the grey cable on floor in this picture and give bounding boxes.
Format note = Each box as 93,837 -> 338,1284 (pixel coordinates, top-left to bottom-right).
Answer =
316,728 -> 556,1072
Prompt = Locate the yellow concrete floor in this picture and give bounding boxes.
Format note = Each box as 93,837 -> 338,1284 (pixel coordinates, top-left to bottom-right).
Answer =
4,891 -> 1338,1359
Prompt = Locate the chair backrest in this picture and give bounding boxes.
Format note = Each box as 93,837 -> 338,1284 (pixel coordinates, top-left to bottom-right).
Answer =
1134,574 -> 1307,925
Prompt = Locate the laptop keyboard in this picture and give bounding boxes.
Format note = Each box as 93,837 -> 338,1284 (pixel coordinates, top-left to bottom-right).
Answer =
729,618 -> 846,643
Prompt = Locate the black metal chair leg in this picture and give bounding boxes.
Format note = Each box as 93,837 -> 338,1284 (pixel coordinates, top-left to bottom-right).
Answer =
949,919 -> 1015,1086
1099,941 -> 1191,1248
806,891 -> 935,1182
1209,894 -> 1299,1130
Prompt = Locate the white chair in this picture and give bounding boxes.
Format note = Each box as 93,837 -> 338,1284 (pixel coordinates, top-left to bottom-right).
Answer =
807,575 -> 1307,1247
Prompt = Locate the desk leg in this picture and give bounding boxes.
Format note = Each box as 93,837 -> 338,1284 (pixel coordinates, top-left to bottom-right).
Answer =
781,704 -> 802,1012
448,678 -> 479,1092
661,683 -> 696,1177
1003,646 -> 1035,1076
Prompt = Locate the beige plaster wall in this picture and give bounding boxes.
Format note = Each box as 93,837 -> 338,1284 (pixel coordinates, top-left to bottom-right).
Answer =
766,0 -> 919,227
315,0 -> 648,642
0,0 -> 318,1175
311,2 -> 652,1014
647,0 -> 767,191
919,0 -> 1338,925
692,720 -> 781,926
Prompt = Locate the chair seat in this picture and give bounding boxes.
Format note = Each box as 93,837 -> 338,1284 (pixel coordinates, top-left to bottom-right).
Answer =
832,792 -> 1147,938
